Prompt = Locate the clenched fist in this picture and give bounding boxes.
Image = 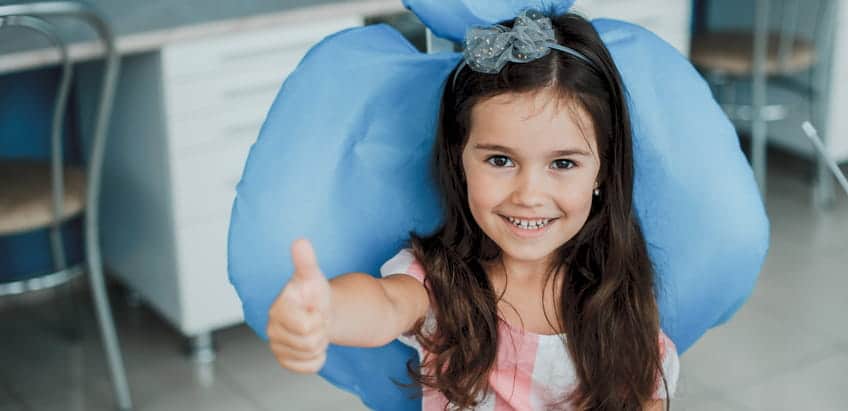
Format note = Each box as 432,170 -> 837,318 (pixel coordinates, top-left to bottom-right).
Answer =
267,239 -> 332,373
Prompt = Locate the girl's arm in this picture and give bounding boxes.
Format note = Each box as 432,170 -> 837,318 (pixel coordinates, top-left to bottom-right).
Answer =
267,239 -> 429,373
328,272 -> 429,347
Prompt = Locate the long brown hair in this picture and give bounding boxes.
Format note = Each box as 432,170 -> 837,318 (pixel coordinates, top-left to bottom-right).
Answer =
406,11 -> 668,410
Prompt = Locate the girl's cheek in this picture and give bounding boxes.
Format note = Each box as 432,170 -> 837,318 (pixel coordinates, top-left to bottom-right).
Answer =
467,166 -> 495,188
554,178 -> 595,209
468,180 -> 498,207
552,174 -> 588,192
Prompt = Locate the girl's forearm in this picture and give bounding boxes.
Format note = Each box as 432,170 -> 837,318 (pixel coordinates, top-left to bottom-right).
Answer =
327,272 -> 412,347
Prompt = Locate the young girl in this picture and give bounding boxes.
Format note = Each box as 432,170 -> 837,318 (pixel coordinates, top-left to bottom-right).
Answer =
267,10 -> 678,411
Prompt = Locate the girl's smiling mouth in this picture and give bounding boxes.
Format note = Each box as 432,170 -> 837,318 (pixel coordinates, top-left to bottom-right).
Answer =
500,215 -> 559,237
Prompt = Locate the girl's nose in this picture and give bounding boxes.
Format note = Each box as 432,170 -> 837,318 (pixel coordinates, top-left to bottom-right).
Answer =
510,169 -> 546,207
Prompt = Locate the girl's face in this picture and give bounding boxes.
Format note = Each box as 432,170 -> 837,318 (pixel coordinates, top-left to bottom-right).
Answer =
461,89 -> 601,272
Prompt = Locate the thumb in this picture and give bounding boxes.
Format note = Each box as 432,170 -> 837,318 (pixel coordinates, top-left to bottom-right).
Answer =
291,238 -> 323,283
289,239 -> 330,310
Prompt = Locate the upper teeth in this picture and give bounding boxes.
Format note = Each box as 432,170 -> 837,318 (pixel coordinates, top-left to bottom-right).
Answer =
506,216 -> 552,229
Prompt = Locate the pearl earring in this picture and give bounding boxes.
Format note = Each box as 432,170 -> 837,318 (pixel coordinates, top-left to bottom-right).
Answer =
593,188 -> 600,196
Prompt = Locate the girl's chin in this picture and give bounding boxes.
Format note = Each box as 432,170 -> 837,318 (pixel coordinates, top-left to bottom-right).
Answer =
497,243 -> 558,264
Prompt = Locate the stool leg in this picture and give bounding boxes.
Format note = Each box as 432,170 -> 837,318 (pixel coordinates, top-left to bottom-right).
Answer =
751,0 -> 770,197
86,240 -> 132,410
814,157 -> 836,207
47,225 -> 83,341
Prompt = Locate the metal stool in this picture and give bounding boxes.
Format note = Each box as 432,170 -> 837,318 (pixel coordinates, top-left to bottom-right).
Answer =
690,0 -> 838,203
0,2 -> 132,409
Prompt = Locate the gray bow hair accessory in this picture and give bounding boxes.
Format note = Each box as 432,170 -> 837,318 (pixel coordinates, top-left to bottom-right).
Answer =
453,9 -> 593,88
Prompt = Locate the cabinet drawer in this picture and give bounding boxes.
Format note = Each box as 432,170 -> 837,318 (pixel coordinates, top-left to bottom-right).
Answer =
167,90 -> 271,152
161,17 -> 363,79
170,136 -> 253,224
163,54 -> 298,120
174,217 -> 244,334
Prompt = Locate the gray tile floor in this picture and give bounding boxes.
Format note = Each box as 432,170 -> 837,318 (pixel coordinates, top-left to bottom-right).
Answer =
1,150 -> 846,411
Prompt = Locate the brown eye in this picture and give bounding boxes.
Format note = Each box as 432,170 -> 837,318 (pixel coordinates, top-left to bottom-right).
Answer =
486,155 -> 514,167
552,159 -> 575,169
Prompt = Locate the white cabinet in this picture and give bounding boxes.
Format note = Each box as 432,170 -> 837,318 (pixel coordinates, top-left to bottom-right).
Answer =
86,15 -> 363,344
572,0 -> 692,56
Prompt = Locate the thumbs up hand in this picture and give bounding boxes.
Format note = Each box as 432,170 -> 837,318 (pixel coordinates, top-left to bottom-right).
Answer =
267,239 -> 332,374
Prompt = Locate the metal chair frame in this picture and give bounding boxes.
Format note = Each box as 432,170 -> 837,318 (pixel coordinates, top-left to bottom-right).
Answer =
0,2 -> 131,410
695,0 -> 839,203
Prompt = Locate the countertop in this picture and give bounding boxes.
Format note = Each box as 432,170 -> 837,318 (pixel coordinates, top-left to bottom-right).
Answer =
0,0 -> 404,74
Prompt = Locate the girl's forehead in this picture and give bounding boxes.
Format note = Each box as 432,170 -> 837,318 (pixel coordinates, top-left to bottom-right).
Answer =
468,90 -> 597,153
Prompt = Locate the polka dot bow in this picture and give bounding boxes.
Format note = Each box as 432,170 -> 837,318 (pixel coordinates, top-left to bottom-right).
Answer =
463,9 -> 557,73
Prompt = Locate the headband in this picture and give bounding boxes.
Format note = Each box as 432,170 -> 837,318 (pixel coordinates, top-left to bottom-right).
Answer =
453,8 -> 593,88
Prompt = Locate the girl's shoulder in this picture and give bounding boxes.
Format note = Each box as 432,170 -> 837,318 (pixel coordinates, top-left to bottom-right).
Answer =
658,328 -> 677,358
380,249 -> 438,349
654,328 -> 680,399
379,248 -> 426,283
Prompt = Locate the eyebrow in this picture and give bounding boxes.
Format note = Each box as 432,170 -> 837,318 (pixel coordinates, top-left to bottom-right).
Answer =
472,143 -> 591,157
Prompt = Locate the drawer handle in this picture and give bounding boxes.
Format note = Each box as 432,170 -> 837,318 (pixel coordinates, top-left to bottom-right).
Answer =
222,81 -> 281,100
220,40 -> 315,63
